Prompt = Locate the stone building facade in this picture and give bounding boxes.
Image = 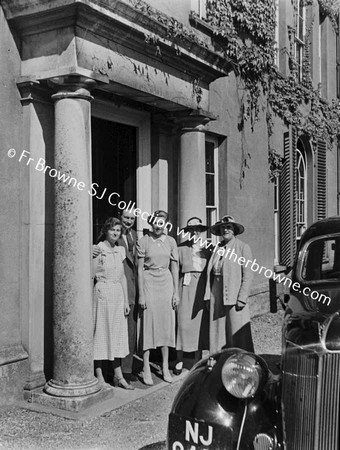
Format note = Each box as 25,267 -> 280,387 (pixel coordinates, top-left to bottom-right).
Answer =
0,0 -> 338,407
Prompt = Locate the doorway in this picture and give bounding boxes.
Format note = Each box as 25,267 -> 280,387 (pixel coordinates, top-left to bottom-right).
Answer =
91,117 -> 137,241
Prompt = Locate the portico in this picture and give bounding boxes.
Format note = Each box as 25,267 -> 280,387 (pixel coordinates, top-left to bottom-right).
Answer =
0,0 -> 229,409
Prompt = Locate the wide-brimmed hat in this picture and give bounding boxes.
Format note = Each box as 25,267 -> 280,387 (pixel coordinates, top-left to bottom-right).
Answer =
210,215 -> 245,236
182,217 -> 208,233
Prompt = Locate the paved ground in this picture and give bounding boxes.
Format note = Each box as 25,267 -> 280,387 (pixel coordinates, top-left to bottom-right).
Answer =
0,308 -> 284,450
0,383 -> 179,450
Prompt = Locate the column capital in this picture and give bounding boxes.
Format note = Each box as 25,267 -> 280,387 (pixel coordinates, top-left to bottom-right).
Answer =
172,109 -> 217,132
17,80 -> 52,106
48,75 -> 97,102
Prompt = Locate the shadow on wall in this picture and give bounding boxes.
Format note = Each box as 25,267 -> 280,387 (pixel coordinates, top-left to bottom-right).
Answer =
41,101 -> 55,382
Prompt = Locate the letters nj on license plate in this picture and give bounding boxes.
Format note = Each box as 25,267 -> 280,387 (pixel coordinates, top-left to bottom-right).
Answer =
168,413 -> 232,450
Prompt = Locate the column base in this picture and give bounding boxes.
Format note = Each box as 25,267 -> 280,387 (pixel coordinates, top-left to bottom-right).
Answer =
44,377 -> 100,397
29,384 -> 115,412
23,371 -> 46,400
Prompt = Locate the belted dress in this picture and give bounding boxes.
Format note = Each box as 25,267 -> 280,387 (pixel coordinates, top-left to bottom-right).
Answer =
136,234 -> 178,350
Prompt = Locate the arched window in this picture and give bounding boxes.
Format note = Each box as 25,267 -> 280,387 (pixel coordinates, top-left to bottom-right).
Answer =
280,132 -> 326,267
296,144 -> 307,239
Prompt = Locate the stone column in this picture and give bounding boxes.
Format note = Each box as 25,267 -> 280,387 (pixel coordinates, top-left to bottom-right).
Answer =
177,113 -> 211,229
18,81 -> 49,397
34,75 -> 113,410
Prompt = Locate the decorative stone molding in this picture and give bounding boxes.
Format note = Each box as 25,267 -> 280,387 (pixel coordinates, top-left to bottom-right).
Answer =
1,0 -> 231,84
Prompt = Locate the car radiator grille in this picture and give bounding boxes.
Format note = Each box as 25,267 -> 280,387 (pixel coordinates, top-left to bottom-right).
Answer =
282,346 -> 340,450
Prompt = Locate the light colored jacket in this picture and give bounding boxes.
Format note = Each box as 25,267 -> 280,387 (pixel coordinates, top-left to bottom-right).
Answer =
204,237 -> 253,306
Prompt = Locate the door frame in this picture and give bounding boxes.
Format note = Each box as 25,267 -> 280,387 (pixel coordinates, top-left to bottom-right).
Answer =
92,99 -> 151,235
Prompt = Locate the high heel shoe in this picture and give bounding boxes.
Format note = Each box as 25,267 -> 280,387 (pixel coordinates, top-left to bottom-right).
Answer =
142,371 -> 154,386
113,377 -> 135,390
162,370 -> 173,383
96,377 -> 111,388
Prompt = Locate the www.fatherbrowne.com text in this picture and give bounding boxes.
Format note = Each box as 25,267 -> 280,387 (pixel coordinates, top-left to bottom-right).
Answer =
9,148 -> 331,306
177,228 -> 331,306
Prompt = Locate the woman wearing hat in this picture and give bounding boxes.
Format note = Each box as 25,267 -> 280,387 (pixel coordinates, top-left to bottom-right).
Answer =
174,217 -> 211,375
204,215 -> 254,353
136,210 -> 179,385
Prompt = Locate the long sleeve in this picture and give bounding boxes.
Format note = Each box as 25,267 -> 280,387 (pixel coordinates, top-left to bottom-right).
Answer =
204,254 -> 214,301
237,243 -> 253,304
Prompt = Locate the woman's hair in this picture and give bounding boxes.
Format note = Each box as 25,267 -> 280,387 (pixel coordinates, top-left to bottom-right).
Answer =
147,210 -> 169,225
96,217 -> 122,243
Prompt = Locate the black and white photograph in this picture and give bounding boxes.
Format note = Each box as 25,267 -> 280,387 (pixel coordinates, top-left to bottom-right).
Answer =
1,0 -> 340,448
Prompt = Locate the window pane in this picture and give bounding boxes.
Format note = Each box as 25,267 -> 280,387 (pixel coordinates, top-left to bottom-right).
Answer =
296,147 -> 307,238
206,174 -> 215,206
302,237 -> 340,281
205,141 -> 215,173
274,177 -> 278,211
206,208 -> 216,239
298,0 -> 304,41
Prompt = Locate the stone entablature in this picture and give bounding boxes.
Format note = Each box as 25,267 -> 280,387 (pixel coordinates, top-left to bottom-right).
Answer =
2,0 -> 232,112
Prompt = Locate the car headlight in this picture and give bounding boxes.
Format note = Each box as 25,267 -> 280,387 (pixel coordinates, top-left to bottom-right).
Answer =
221,353 -> 268,399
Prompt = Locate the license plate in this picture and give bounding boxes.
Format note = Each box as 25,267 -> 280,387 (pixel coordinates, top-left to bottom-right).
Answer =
168,413 -> 233,449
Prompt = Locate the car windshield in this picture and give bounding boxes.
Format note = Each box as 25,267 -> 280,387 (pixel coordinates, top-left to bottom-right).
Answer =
301,236 -> 340,282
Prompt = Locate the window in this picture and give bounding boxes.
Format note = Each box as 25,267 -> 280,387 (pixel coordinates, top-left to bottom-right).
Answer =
295,0 -> 305,83
205,137 -> 218,240
296,144 -> 307,240
302,236 -> 340,282
191,0 -> 206,19
280,133 -> 326,266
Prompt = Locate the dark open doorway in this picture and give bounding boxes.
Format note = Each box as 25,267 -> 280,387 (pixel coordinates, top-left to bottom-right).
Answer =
91,117 -> 137,242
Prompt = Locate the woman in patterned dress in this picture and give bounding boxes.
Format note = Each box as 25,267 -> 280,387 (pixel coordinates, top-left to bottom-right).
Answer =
137,210 -> 179,385
93,217 -> 134,390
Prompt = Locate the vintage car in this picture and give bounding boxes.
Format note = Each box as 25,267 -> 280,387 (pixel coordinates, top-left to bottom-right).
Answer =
167,216 -> 340,449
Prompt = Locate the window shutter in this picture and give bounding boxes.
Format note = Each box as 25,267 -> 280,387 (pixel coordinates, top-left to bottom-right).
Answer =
279,129 -> 297,266
316,139 -> 327,220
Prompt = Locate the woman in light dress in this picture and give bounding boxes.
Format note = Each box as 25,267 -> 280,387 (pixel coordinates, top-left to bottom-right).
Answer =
93,217 -> 134,390
137,210 -> 179,385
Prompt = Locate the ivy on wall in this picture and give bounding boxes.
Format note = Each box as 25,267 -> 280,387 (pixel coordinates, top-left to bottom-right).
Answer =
318,0 -> 339,32
205,0 -> 340,182
127,0 -> 340,182
128,0 -> 208,49
129,0 -> 207,105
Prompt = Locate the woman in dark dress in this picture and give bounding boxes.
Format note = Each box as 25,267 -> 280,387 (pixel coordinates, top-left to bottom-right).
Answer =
174,217 -> 211,374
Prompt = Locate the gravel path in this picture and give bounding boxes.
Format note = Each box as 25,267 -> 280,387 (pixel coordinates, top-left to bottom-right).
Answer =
253,307 -> 284,355
0,308 -> 285,450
